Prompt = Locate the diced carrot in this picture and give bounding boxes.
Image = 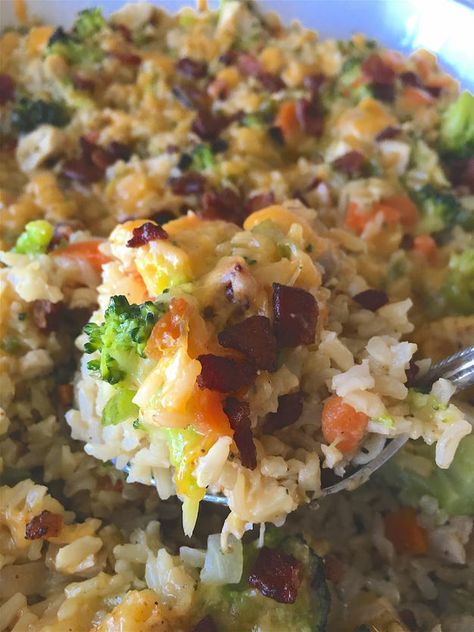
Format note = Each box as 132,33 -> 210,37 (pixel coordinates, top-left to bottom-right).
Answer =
275,101 -> 300,140
413,234 -> 438,260
345,201 -> 376,234
189,387 -> 232,436
321,395 -> 369,453
384,508 -> 428,555
371,203 -> 401,225
145,297 -> 188,358
51,240 -> 110,271
402,86 -> 434,107
381,194 -> 419,227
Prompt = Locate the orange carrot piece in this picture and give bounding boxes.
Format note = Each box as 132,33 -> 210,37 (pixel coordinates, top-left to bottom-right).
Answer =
51,240 -> 110,271
403,85 -> 434,107
384,508 -> 428,555
275,101 -> 299,140
382,195 -> 419,227
372,203 -> 401,225
345,201 -> 375,234
413,234 -> 438,260
321,395 -> 369,453
145,297 -> 188,358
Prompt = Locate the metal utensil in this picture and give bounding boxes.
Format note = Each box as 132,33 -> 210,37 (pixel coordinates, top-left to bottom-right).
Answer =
122,346 -> 474,504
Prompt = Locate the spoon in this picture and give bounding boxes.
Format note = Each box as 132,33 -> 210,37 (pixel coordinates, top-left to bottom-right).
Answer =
121,346 -> 474,504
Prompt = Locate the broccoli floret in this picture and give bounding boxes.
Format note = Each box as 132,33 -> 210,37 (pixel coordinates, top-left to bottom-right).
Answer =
11,98 -> 70,134
191,144 -> 216,170
13,220 -> 54,254
84,295 -> 167,385
46,8 -> 106,65
73,8 -> 106,39
412,184 -> 473,233
442,246 -> 474,315
440,91 -> 474,160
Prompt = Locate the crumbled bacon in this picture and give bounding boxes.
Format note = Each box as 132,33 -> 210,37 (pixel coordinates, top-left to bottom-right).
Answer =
114,23 -> 132,41
237,53 -> 263,77
173,84 -> 209,110
48,220 -> 84,250
169,171 -> 206,195
63,137 -> 130,184
272,283 -> 318,348
399,71 -> 422,87
405,360 -> 420,387
332,151 -> 366,175
424,84 -> 442,98
258,73 -> 286,93
218,315 -> 277,371
108,49 -> 142,65
201,188 -> 244,224
447,156 -> 474,192
295,99 -> 324,137
324,553 -> 345,584
223,397 -> 257,470
362,54 -> 396,85
263,391 -> 303,433
248,546 -> 302,604
150,210 -> 176,225
219,50 -> 238,66
245,192 -> 275,215
25,510 -> 63,540
106,141 -> 132,163
62,158 -> 103,184
191,616 -> 218,632
176,57 -> 208,79
126,222 -> 168,248
31,300 -> 64,333
371,83 -> 395,103
0,74 -> 15,105
211,138 -> 229,154
376,126 -> 401,141
192,110 -> 229,141
352,288 -> 388,311
303,73 -> 326,98
72,73 -> 95,92
197,355 -> 256,392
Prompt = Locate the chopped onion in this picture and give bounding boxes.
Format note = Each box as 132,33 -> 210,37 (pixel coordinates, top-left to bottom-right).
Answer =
200,534 -> 243,584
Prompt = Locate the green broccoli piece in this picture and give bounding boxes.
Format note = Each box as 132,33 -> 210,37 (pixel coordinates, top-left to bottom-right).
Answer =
440,91 -> 474,160
13,220 -> 54,254
442,246 -> 474,315
73,8 -> 106,39
84,295 -> 167,385
11,98 -> 70,134
379,435 -> 474,515
46,8 -> 106,65
102,388 -> 139,426
191,144 -> 216,170
412,184 -> 473,233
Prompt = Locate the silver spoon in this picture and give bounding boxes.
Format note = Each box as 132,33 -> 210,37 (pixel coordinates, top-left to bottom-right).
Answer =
122,346 -> 474,504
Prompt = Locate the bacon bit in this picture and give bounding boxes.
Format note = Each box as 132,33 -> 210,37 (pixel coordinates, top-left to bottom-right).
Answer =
211,138 -> 229,154
295,98 -> 324,137
332,151 -> 366,175
62,158 -> 103,184
106,141 -> 131,163
371,83 -> 395,103
218,315 -> 277,371
248,546 -> 302,604
447,156 -> 474,192
169,171 -> 206,195
25,510 -> 63,540
57,383 -> 74,408
72,73 -> 95,92
191,615 -> 218,632
405,360 -> 420,387
192,110 -> 229,141
377,194 -> 419,228
197,354 -> 256,393
376,126 -> 401,141
223,397 -> 257,470
114,23 -> 132,41
399,71 -> 422,87
263,391 -> 303,433
126,221 -> 168,248
413,234 -> 437,260
237,53 -> 263,77
273,283 -> 318,348
173,84 -> 209,110
259,72 -> 286,93
97,475 -> 124,492
150,210 -> 176,225
384,508 -> 428,555
303,73 -> 326,98
176,57 -> 208,79
201,188 -> 244,224
0,74 -> 15,105
324,554 -> 345,584
108,49 -> 141,65
352,288 -> 388,311
321,396 -> 369,454
245,192 -> 275,215
48,220 -> 84,250
31,300 -> 64,332
219,50 -> 238,65
362,54 -> 396,85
